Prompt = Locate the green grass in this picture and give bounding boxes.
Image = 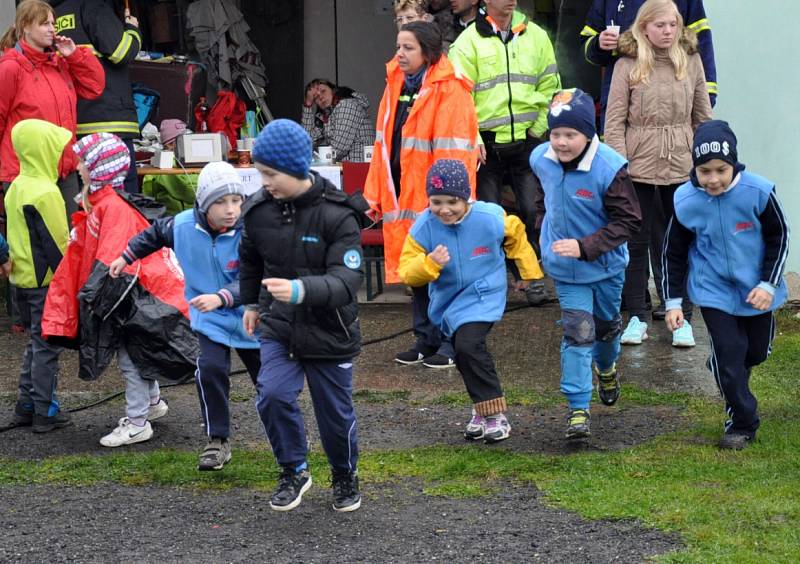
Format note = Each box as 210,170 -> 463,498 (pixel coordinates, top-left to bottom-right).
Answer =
1,316 -> 798,561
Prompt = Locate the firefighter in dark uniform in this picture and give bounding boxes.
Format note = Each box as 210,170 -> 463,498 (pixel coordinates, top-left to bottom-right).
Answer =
50,0 -> 141,193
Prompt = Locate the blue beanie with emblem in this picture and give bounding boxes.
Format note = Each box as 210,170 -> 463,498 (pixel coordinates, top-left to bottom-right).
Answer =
692,120 -> 738,168
426,159 -> 471,201
252,119 -> 312,179
547,89 -> 596,140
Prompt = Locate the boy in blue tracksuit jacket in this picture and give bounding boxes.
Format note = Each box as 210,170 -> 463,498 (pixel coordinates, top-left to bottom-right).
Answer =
109,161 -> 260,470
662,120 -> 789,450
399,159 -> 543,444
531,90 -> 641,439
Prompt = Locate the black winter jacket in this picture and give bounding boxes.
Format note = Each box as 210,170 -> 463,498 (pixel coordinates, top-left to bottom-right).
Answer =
51,0 -> 140,138
239,174 -> 364,360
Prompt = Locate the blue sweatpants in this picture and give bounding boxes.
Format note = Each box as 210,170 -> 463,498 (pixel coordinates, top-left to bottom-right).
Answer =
554,272 -> 624,410
256,339 -> 358,474
196,333 -> 261,439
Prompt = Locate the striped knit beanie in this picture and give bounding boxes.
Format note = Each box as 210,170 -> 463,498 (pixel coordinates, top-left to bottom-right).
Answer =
252,119 -> 312,179
73,133 -> 130,192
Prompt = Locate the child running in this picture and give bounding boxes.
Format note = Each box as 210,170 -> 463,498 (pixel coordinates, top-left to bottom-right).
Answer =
530,89 -> 641,439
662,120 -> 789,450
110,161 -> 260,467
241,119 -> 364,512
398,159 -> 543,443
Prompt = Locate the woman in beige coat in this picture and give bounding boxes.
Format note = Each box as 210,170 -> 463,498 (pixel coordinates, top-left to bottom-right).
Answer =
604,0 -> 712,348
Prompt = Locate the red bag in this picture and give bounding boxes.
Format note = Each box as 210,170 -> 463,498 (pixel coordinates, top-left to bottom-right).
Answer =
207,91 -> 246,151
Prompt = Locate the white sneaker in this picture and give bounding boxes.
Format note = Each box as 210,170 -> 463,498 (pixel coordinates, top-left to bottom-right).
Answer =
148,399 -> 169,421
620,316 -> 648,345
100,417 -> 153,447
671,321 -> 696,348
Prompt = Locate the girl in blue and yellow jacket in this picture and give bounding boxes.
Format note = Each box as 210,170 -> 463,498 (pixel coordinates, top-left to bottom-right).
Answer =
662,121 -> 789,450
399,159 -> 542,444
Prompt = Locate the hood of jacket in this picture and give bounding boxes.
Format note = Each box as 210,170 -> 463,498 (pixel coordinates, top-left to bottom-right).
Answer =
11,119 -> 72,182
618,27 -> 698,58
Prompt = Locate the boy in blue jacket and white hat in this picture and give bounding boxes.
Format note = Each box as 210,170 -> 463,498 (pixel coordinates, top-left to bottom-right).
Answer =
530,89 -> 641,440
662,120 -> 789,450
110,161 -> 260,468
399,159 -> 543,443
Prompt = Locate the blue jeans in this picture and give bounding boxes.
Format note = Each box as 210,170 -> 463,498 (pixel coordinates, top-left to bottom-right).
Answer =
555,272 -> 624,410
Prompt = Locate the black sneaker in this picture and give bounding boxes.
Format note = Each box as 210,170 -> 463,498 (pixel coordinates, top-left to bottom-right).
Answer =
524,280 -> 549,306
652,303 -> 666,320
12,403 -> 34,427
595,364 -> 621,406
332,470 -> 361,512
32,411 -> 73,434
395,349 -> 426,365
269,468 -> 312,511
719,432 -> 754,450
422,354 -> 455,369
565,409 -> 590,439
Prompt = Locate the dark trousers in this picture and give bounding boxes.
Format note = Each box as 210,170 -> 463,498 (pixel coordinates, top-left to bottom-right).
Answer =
195,333 -> 260,439
16,286 -> 62,416
702,307 -> 775,436
57,172 -> 80,219
452,322 -> 503,406
623,182 -> 692,320
478,138 -> 540,280
122,138 -> 139,194
255,339 -> 358,474
411,284 -> 454,358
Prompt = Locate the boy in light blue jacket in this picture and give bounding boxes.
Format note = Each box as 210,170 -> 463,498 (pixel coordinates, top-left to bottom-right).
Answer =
662,120 -> 789,450
399,159 -> 543,444
110,161 -> 260,469
530,89 -> 641,440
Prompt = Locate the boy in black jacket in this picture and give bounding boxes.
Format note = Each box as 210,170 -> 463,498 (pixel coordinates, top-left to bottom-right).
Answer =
241,119 -> 364,512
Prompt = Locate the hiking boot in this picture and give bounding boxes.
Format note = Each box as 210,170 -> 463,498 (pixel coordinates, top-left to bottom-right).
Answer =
332,470 -> 361,512
148,398 -> 169,421
595,363 -> 621,406
719,431 -> 754,450
464,409 -> 485,441
99,417 -> 153,447
8,402 -> 34,428
565,409 -> 591,439
198,437 -> 232,471
422,354 -> 455,369
483,413 -> 511,443
32,411 -> 73,433
270,467 -> 312,511
394,349 -> 426,365
672,321 -> 696,348
620,316 -> 648,345
524,280 -> 548,306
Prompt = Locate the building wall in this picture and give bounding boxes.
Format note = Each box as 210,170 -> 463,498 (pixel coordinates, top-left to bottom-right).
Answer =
1,0 -> 14,33
705,0 -> 800,277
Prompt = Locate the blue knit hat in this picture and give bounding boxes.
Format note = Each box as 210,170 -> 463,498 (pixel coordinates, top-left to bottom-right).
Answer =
252,119 -> 312,179
426,159 -> 471,201
692,120 -> 738,168
547,89 -> 596,140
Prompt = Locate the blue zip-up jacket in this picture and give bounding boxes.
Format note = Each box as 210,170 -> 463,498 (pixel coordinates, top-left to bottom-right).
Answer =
399,201 -> 542,337
662,170 -> 789,316
580,0 -> 717,132
0,232 -> 8,264
122,206 -> 258,349
531,136 -> 640,284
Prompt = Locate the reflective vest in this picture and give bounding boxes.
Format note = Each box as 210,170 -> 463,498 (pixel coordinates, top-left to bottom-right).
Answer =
364,56 -> 479,284
449,9 -> 560,143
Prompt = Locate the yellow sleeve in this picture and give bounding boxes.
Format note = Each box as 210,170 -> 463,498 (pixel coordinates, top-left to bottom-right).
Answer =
398,234 -> 443,287
503,214 -> 543,280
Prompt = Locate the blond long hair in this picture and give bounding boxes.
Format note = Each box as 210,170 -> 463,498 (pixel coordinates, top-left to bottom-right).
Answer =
0,0 -> 55,51
629,0 -> 688,85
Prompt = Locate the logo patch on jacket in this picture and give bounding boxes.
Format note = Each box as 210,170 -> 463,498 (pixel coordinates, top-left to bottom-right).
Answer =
344,249 -> 362,269
573,188 -> 594,201
734,221 -> 754,234
225,259 -> 239,270
301,235 -> 320,243
471,246 -> 491,259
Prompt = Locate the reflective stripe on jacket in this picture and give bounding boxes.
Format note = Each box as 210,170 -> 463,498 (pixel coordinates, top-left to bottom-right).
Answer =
449,9 -> 560,142
363,56 -> 478,284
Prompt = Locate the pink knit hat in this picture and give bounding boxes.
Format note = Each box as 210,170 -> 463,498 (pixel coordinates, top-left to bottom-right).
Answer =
160,119 -> 187,145
73,133 -> 130,192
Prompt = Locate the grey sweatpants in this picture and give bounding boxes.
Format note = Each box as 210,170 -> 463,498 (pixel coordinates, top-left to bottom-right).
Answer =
16,286 -> 62,416
117,347 -> 160,422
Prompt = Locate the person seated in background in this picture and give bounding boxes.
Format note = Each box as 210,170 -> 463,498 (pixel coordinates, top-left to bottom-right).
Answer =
393,0 -> 433,31
301,79 -> 374,163
159,119 -> 187,151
